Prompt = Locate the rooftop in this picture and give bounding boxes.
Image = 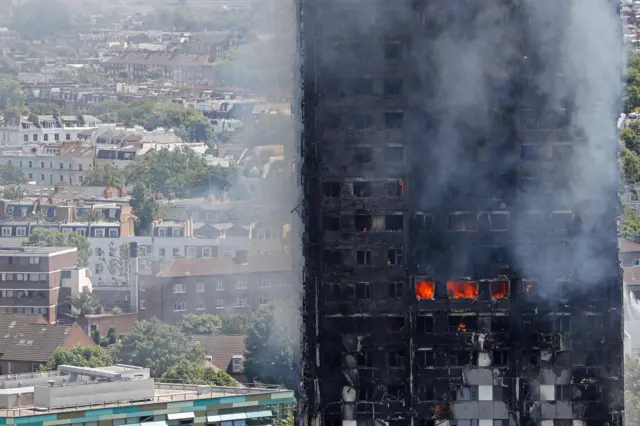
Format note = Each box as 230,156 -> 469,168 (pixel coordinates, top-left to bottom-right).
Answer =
0,246 -> 77,256
141,254 -> 292,278
620,238 -> 640,253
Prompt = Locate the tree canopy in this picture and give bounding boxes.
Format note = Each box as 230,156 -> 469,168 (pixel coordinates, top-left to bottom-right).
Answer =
160,360 -> 235,386
220,314 -> 251,335
82,163 -> 126,188
67,292 -> 103,317
2,184 -> 25,200
24,229 -> 92,267
628,355 -> 640,425
178,313 -> 222,336
244,305 -> 300,388
0,78 -> 26,110
114,318 -> 204,377
45,346 -> 112,371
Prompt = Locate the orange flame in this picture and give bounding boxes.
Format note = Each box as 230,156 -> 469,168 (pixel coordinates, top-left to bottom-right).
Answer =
491,281 -> 509,299
416,281 -> 435,299
363,228 -> 367,232
524,55 -> 528,60
457,321 -> 466,332
359,191 -> 364,197
387,258 -> 392,265
524,281 -> 534,294
447,281 -> 479,299
399,179 -> 404,193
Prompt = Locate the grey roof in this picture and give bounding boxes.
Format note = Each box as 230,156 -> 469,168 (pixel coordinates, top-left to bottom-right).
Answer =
0,315 -> 81,362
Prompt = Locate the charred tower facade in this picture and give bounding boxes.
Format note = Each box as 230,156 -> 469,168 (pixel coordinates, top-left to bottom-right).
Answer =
299,0 -> 623,425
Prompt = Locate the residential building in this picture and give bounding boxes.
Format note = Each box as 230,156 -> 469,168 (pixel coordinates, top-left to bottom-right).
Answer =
192,335 -> 247,383
0,247 -> 79,323
0,364 -> 293,425
299,1 -> 623,425
0,112 -> 102,147
138,254 -> 293,324
0,314 -> 94,374
102,52 -> 216,84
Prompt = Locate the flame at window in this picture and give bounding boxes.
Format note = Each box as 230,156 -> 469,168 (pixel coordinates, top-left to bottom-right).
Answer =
416,281 -> 435,300
457,321 -> 467,332
524,280 -> 534,295
491,281 -> 509,299
447,281 -> 479,299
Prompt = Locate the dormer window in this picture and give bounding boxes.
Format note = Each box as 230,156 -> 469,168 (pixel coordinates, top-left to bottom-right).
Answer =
232,356 -> 244,373
172,228 -> 180,237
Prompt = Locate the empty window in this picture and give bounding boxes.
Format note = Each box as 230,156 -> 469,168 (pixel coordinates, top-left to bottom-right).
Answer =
323,181 -> 341,197
552,212 -> 574,231
355,282 -> 370,299
236,280 -> 247,289
417,315 -> 434,333
173,284 -> 185,294
385,112 -> 403,129
416,351 -> 434,368
521,145 -> 545,161
353,147 -> 373,163
387,282 -> 403,298
448,213 -> 477,231
490,213 -> 509,231
197,300 -> 205,310
384,181 -> 403,197
352,113 -> 373,130
415,213 -> 434,231
196,282 -> 205,293
385,215 -> 403,231
355,215 -> 372,232
353,181 -> 372,197
384,146 -> 403,162
384,41 -> 402,60
352,78 -> 373,95
324,250 -> 342,265
216,281 -> 224,291
384,78 -> 403,96
388,350 -> 404,368
356,250 -> 372,265
387,248 -> 403,265
323,215 -> 340,231
326,113 -> 341,129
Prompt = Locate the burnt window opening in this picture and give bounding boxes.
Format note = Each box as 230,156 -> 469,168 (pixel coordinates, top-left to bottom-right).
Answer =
321,147 -> 335,164
416,280 -> 435,300
493,386 -> 505,401
449,315 -> 477,332
521,145 -> 546,161
448,213 -> 477,231
325,418 -> 341,426
326,113 -> 341,129
555,315 -> 571,332
384,78 -> 403,96
352,43 -> 372,60
341,284 -> 355,300
574,384 -> 600,402
449,351 -> 472,366
416,420 -> 435,426
353,113 -> 374,130
492,350 -> 509,366
353,181 -> 372,197
324,351 -> 342,368
323,216 -> 339,231
553,144 -> 574,161
387,281 -> 403,298
452,386 -> 477,401
358,351 -> 374,367
523,280 -> 536,298
434,351 -> 448,367
586,351 -> 601,364
359,385 -> 376,400
323,181 -> 341,197
556,385 -> 572,401
417,315 -> 434,332
384,146 -> 403,162
447,281 -> 479,299
384,180 -> 404,197
490,281 -> 510,299
524,350 -> 539,366
388,385 -> 405,400
387,248 -> 403,265
385,215 -> 403,231
322,76 -> 340,96
384,41 -> 403,60
415,213 -> 434,231
552,212 -> 574,232
329,283 -> 341,298
416,351 -> 434,367
415,248 -> 428,264
385,112 -> 404,129
356,250 -> 372,265
353,146 -> 373,163
355,215 -> 372,232
491,315 -> 510,332
352,78 -> 373,95
386,316 -> 405,331
323,250 -> 342,265
554,420 -> 573,426
388,350 -> 405,368
355,282 -> 371,299
490,213 -> 509,231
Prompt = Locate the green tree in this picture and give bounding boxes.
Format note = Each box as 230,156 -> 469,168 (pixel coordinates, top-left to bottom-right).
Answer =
28,103 -> 62,116
145,67 -> 164,80
0,165 -> 26,185
3,184 -> 25,200
45,346 -> 112,371
279,413 -> 295,426
178,313 -> 222,335
620,205 -> 640,241
82,163 -> 126,188
627,355 -> 640,425
67,292 -> 102,318
244,305 -> 299,388
114,318 -> 204,377
106,327 -> 118,345
0,78 -> 26,109
24,229 -> 91,267
92,329 -> 102,345
621,146 -> 640,183
161,360 -> 235,386
220,315 -> 250,335
130,184 -> 159,236
117,70 -> 130,81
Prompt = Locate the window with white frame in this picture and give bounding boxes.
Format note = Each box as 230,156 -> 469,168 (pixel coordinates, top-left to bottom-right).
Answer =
6,206 -> 13,215
108,228 -> 118,237
172,228 -> 181,237
173,301 -> 186,312
94,228 -> 105,237
173,283 -> 185,294
261,279 -> 271,288
235,298 -> 247,308
197,300 -> 205,310
16,227 -> 26,237
29,257 -> 39,265
260,298 -> 269,306
158,228 -> 166,237
76,229 -> 86,237
216,281 -> 223,291
140,300 -> 146,310
187,247 -> 197,258
232,356 -> 243,373
202,247 -> 212,258
196,282 -> 205,292
95,248 -> 103,256
1,227 -> 11,236
216,299 -> 225,309
20,208 -> 27,216
236,280 -> 247,289
108,209 -> 116,219
95,263 -> 104,274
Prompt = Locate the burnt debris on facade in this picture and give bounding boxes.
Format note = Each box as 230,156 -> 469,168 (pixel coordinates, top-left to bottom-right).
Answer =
299,0 -> 623,425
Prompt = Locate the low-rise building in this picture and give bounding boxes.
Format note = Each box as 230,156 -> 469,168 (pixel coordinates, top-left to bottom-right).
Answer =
0,246 -> 81,323
0,364 -> 293,425
138,254 -> 294,324
0,112 -> 102,147
193,335 -> 247,383
102,52 -> 217,84
0,314 -> 94,374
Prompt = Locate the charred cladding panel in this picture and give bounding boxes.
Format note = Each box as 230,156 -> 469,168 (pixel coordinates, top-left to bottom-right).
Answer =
299,0 -> 623,425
